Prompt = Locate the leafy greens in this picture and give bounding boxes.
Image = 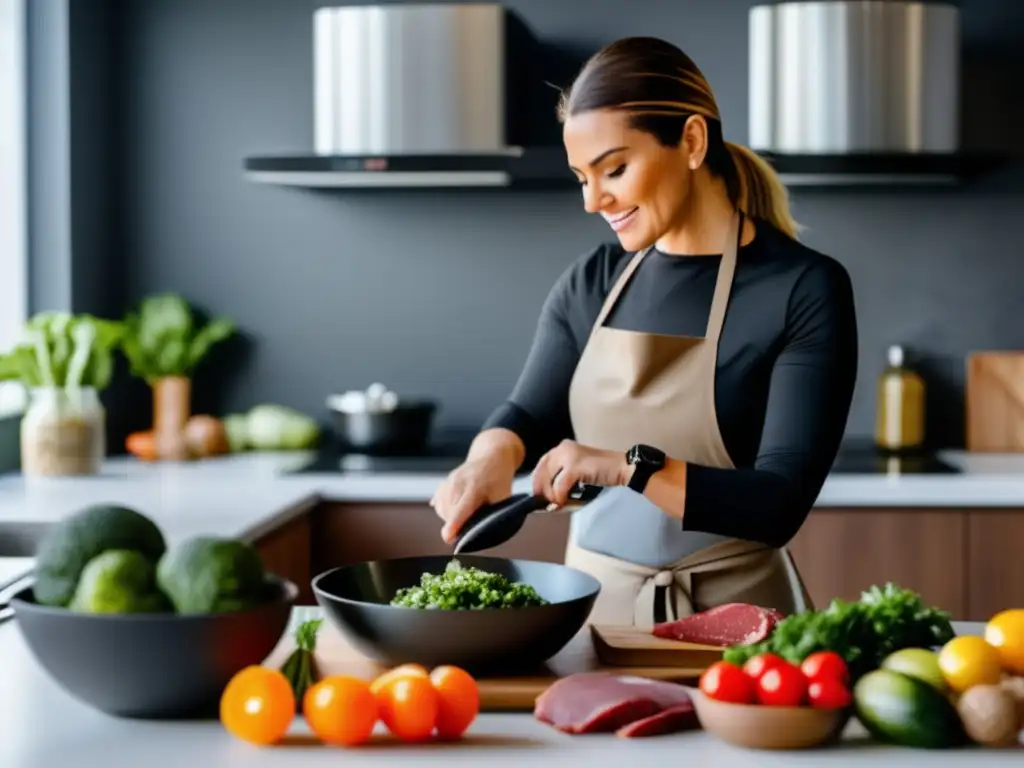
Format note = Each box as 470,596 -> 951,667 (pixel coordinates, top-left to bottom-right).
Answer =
722,582 -> 956,681
120,294 -> 235,382
0,312 -> 124,391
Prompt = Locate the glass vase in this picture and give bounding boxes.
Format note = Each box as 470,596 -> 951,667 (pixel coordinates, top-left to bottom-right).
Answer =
20,387 -> 106,477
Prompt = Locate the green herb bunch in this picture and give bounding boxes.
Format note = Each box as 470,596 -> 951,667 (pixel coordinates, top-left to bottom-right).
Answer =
120,294 -> 235,383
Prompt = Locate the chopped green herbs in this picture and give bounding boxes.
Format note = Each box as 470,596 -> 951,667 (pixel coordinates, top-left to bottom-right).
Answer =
390,559 -> 549,610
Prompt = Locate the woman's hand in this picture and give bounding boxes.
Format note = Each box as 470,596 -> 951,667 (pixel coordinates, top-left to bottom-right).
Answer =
431,456 -> 516,544
532,439 -> 629,506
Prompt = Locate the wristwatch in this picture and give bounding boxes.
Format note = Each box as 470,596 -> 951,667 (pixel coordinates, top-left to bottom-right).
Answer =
625,444 -> 666,493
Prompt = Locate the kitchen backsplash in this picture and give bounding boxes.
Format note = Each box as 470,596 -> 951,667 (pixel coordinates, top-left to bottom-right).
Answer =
36,0 -> 1024,452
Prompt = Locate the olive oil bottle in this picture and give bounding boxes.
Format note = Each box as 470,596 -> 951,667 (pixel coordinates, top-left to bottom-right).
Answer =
875,344 -> 925,451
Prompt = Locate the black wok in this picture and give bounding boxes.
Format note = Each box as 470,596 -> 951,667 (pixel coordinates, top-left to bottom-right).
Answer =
311,555 -> 600,673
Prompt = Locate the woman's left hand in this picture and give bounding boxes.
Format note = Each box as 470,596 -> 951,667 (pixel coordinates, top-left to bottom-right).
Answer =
532,439 -> 629,506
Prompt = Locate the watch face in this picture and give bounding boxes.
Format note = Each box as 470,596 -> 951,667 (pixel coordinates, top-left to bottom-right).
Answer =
630,444 -> 665,466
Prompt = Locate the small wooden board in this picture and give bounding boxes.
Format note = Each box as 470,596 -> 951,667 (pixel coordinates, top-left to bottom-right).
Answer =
590,624 -> 724,669
266,614 -> 707,711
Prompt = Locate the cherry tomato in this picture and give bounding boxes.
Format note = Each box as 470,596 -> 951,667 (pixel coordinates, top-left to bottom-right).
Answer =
303,675 -> 378,746
220,665 -> 295,746
756,662 -> 809,706
375,672 -> 440,742
369,664 -> 429,696
742,652 -> 787,681
699,661 -> 757,704
430,666 -> 480,740
807,677 -> 853,710
800,651 -> 849,686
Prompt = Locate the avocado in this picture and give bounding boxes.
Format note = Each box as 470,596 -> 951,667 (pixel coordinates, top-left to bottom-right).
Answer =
156,536 -> 267,614
69,549 -> 171,614
854,669 -> 967,749
33,504 -> 167,607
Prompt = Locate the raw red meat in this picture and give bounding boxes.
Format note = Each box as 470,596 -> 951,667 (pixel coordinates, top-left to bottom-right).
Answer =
651,603 -> 784,646
615,703 -> 700,738
534,673 -> 696,735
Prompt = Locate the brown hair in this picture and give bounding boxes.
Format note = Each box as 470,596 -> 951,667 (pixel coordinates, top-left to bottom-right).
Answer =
558,37 -> 800,239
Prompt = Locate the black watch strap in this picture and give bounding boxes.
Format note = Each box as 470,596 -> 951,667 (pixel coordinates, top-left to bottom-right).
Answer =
626,444 -> 666,493
627,464 -> 656,493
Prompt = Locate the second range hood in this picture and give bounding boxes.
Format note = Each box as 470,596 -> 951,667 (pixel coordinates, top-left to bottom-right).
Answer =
748,0 -> 999,186
245,4 -> 569,189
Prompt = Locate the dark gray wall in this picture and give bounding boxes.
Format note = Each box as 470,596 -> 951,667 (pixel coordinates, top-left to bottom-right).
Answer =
109,0 -> 1024,448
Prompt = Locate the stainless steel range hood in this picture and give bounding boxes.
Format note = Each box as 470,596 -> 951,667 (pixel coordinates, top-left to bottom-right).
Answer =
747,0 -> 994,185
244,4 -> 566,189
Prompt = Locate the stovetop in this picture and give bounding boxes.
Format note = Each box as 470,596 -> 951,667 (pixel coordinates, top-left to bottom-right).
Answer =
286,436 -> 471,475
288,440 -> 961,476
828,445 -> 961,475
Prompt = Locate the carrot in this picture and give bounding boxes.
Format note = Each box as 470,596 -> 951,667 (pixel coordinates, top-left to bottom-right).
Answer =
126,430 -> 158,461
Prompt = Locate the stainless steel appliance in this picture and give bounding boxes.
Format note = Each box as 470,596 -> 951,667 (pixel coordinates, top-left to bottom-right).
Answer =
747,1 -> 975,185
749,0 -> 961,155
245,3 -> 545,188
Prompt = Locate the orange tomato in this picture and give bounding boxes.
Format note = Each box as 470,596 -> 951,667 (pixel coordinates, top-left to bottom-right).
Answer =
429,665 -> 479,740
302,675 -> 378,747
369,663 -> 428,696
220,665 -> 295,746
375,672 -> 439,742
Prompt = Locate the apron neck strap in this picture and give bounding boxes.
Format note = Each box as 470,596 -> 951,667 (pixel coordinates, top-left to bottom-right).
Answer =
704,209 -> 744,343
590,209 -> 745,338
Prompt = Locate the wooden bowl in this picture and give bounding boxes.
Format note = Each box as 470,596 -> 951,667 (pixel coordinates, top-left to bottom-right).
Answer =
686,687 -> 852,750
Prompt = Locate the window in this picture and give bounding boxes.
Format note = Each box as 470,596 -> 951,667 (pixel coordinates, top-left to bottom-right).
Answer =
0,0 -> 27,417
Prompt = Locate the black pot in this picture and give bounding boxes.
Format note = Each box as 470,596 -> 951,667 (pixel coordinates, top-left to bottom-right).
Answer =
329,401 -> 437,455
9,577 -> 298,719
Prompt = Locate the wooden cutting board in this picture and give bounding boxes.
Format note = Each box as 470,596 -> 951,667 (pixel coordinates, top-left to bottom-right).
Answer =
265,614 -> 708,712
590,624 -> 725,668
966,351 -> 1024,452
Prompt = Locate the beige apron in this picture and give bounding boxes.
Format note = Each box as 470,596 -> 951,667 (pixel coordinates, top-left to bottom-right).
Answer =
563,211 -> 813,628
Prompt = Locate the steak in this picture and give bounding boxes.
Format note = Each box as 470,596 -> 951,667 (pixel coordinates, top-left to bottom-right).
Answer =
534,673 -> 696,735
615,703 -> 700,738
651,603 -> 784,646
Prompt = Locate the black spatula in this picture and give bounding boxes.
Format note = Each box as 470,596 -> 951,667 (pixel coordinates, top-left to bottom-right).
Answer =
452,482 -> 603,554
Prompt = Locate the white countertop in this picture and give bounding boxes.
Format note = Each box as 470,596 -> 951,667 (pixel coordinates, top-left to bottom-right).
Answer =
1,449 -> 1024,526
0,449 -> 1020,581
1,454 -> 1022,764
0,610 -> 1016,767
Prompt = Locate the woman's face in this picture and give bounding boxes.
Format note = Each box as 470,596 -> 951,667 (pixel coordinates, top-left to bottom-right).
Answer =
564,108 -> 697,252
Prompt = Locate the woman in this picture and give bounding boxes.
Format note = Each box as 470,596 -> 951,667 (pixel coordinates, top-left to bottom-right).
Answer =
431,37 -> 858,627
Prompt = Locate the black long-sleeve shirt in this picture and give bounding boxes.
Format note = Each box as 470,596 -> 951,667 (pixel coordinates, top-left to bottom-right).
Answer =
482,218 -> 858,549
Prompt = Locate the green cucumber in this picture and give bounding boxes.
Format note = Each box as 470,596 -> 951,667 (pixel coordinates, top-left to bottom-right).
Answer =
854,669 -> 967,749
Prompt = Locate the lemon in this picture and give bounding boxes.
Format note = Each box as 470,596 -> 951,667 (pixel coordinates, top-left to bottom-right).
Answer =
985,609 -> 1024,675
937,636 -> 1003,693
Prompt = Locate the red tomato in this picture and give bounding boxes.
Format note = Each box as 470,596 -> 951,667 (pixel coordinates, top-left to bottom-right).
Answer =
808,677 -> 853,710
699,661 -> 756,704
756,662 -> 809,706
800,651 -> 849,686
742,652 -> 787,681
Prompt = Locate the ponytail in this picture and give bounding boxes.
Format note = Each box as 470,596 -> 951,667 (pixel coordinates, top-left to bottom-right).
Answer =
725,142 -> 802,239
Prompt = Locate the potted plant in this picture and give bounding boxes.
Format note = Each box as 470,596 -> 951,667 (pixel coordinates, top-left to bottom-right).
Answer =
0,312 -> 124,477
119,293 -> 235,460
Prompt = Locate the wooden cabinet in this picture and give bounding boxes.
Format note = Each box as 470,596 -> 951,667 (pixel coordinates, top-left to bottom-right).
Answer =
787,509 -> 968,618
245,499 -> 1024,621
966,511 -> 1024,620
253,512 -> 314,605
311,502 -> 572,572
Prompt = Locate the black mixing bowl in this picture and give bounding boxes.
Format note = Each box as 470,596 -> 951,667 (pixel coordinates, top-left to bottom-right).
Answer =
311,555 -> 601,673
10,577 -> 298,719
